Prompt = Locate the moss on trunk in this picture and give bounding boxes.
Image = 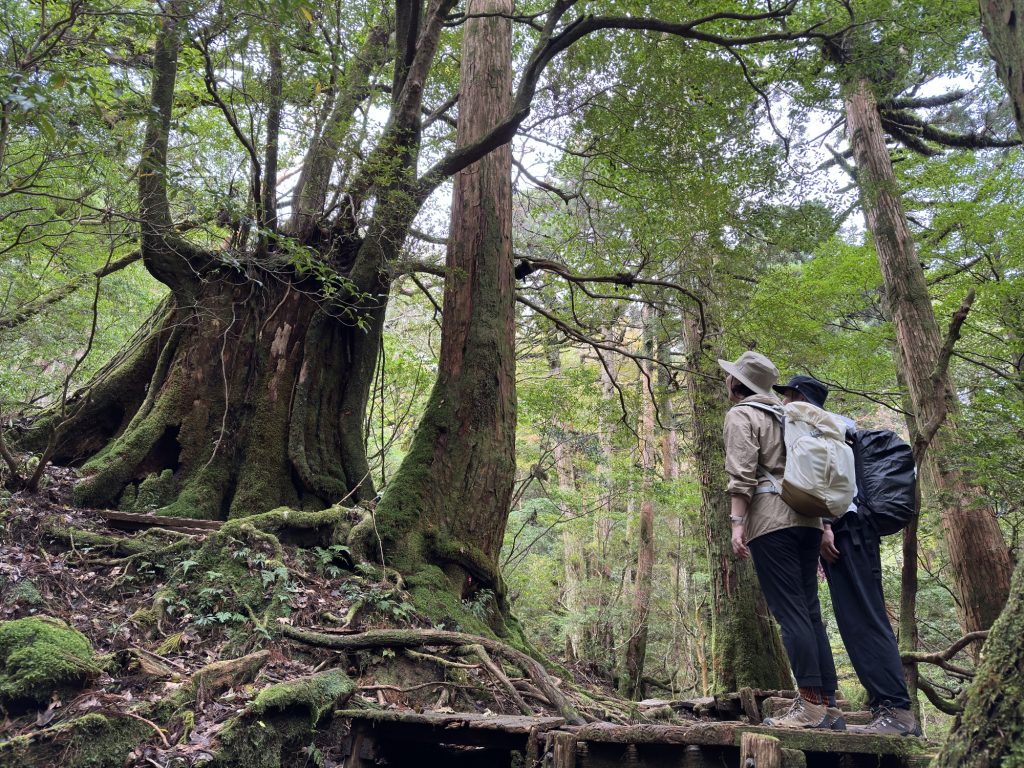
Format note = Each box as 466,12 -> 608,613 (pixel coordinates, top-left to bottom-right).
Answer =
30,276 -> 383,522
935,558 -> 1024,766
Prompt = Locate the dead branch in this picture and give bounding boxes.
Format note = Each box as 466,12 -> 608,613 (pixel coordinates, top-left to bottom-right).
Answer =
463,644 -> 534,716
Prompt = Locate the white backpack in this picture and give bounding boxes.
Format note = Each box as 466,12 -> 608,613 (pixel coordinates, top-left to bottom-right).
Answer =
742,400 -> 856,519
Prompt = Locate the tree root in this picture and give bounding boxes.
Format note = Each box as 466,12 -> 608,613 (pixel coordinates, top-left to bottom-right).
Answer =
280,625 -> 588,724
460,644 -> 534,716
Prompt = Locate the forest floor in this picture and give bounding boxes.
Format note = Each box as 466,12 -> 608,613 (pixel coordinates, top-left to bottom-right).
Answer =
0,466 -> 648,767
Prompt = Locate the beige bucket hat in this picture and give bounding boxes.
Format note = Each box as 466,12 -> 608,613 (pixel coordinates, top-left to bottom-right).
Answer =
717,351 -> 779,396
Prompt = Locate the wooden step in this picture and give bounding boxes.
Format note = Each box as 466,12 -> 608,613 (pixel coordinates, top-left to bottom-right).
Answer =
99,510 -> 223,534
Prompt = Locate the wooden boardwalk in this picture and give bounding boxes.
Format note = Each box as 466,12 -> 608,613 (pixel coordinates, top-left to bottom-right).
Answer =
336,709 -> 934,767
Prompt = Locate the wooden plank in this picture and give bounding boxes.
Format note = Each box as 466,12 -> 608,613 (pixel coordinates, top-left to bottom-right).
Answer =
99,510 -> 223,532
571,722 -> 736,747
741,733 -> 781,768
734,725 -> 933,758
336,709 -> 565,734
739,687 -> 761,723
549,731 -> 577,768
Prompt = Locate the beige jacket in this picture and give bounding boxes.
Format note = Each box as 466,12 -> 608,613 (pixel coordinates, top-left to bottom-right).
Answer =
723,393 -> 822,542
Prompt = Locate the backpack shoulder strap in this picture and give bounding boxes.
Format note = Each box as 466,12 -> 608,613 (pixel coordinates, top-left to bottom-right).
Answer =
735,401 -> 784,422
734,402 -> 786,487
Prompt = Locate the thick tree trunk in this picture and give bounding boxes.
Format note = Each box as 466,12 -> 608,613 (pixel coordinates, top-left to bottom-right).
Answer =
372,0 -> 515,603
620,313 -> 657,699
50,278 -> 381,518
845,79 -> 1012,632
681,311 -> 791,692
935,557 -> 1024,766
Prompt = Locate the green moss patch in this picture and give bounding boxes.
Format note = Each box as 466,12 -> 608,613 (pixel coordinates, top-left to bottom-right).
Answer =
212,668 -> 354,768
0,616 -> 100,707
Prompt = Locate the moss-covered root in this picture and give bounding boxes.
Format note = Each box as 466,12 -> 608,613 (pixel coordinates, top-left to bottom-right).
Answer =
0,650 -> 272,768
212,668 -> 354,768
935,558 -> 1024,767
0,616 -> 101,708
223,505 -> 353,547
0,712 -> 154,768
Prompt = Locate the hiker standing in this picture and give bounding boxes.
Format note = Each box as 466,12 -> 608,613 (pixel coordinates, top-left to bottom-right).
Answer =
718,352 -> 844,730
775,375 -> 921,736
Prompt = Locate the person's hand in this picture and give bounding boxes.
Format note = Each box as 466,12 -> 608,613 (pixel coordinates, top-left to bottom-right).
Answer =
820,526 -> 840,564
732,525 -> 750,559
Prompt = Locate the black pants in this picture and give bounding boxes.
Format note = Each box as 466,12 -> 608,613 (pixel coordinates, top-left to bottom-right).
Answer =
822,513 -> 911,710
749,526 -> 837,691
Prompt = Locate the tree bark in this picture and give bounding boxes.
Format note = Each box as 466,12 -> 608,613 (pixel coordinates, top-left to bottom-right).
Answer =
681,308 -> 791,692
844,78 -> 1013,632
371,0 -> 515,604
935,557 -> 1024,766
979,0 -> 1024,138
620,309 -> 657,699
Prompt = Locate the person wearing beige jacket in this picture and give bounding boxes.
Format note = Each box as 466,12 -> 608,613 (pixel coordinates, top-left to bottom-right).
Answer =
719,351 -> 843,730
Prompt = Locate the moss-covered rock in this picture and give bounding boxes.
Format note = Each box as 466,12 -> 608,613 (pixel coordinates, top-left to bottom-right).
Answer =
212,668 -> 354,768
0,712 -> 152,768
0,616 -> 100,707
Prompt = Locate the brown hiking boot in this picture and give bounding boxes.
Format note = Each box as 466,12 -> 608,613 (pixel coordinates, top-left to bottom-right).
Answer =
762,697 -> 829,729
850,704 -> 921,736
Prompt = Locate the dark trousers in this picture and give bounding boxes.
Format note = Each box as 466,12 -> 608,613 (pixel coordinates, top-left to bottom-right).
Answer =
749,526 -> 838,691
822,514 -> 912,710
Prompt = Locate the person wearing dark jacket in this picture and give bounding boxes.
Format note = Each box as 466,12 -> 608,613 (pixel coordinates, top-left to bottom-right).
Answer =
774,375 -> 921,737
719,353 -> 843,730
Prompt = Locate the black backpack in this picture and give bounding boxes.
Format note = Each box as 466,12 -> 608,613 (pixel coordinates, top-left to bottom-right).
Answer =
851,429 -> 917,536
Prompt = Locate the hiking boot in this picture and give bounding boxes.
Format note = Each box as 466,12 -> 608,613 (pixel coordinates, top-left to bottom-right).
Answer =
824,706 -> 847,731
762,697 -> 829,729
850,704 -> 921,736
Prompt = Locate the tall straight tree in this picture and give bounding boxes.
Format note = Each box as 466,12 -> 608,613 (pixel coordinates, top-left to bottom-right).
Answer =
371,0 -> 516,606
620,307 -> 657,699
841,72 -> 1013,632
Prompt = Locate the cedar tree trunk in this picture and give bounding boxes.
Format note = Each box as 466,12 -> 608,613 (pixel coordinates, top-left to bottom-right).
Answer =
681,310 -> 791,692
979,0 -> 1024,138
845,78 -> 1013,632
620,311 -> 657,699
18,1 -> 448,520
371,0 -> 515,604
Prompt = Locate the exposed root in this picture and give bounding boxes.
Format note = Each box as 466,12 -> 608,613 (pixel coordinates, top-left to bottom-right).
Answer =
280,625 -> 588,725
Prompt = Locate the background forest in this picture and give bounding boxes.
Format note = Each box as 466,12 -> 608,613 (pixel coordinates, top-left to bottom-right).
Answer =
2,0 -> 1023,765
